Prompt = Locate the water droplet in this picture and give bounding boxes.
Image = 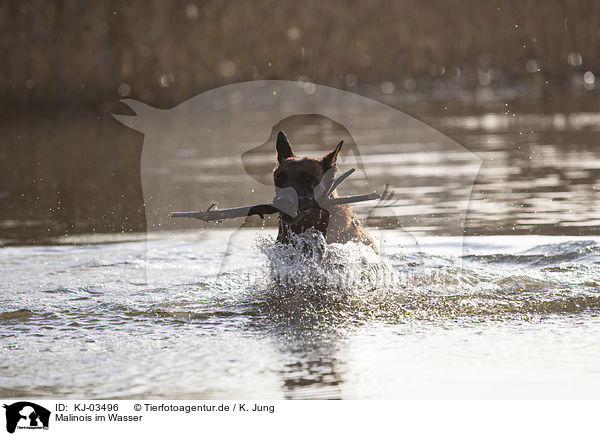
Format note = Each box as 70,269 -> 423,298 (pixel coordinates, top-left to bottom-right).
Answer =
430,64 -> 445,77
567,52 -> 583,67
118,83 -> 131,96
345,73 -> 358,87
185,3 -> 199,20
217,61 -> 237,78
478,70 -> 492,86
381,82 -> 395,95
158,74 -> 174,88
286,27 -> 301,41
526,59 -> 540,73
583,71 -> 595,90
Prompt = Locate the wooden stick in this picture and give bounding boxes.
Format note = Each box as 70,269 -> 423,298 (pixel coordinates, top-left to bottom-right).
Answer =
325,168 -> 355,198
324,193 -> 379,206
168,168 -> 380,222
167,194 -> 379,222
168,204 -> 278,221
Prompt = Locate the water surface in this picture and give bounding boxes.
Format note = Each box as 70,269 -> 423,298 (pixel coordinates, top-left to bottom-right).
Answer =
3,96 -> 600,242
2,95 -> 600,399
1,231 -> 599,399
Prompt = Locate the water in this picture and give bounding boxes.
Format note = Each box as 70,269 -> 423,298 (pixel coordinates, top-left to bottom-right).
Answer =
1,230 -> 599,399
2,94 -> 600,399
3,95 -> 600,243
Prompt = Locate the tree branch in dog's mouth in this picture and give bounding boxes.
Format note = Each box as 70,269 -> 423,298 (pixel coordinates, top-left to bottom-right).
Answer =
168,168 -> 379,222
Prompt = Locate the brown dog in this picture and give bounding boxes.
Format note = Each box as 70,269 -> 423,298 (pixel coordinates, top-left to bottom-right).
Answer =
273,131 -> 378,253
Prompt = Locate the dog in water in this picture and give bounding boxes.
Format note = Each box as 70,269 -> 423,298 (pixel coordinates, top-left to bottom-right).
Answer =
272,131 -> 378,253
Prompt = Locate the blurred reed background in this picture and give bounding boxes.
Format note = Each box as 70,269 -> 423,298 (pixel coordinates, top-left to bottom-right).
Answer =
2,0 -> 600,107
1,0 -> 600,243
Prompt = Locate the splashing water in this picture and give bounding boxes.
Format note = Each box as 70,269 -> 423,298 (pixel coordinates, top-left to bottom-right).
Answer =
252,233 -> 600,324
253,230 -> 397,324
257,230 -> 393,292
1,231 -> 600,399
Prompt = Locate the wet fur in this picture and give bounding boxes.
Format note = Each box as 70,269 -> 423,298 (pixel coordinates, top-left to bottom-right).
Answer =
273,131 -> 378,253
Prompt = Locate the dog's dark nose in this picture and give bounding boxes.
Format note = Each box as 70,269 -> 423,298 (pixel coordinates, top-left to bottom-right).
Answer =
273,186 -> 298,218
297,193 -> 316,210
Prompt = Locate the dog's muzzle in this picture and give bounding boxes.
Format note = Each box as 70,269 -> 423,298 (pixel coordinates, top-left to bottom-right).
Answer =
273,188 -> 318,221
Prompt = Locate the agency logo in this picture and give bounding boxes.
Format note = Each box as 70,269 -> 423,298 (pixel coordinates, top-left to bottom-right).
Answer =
113,80 -> 481,283
3,402 -> 50,434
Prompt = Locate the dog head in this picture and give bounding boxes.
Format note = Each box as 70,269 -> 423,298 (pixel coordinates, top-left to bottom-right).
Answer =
272,131 -> 343,232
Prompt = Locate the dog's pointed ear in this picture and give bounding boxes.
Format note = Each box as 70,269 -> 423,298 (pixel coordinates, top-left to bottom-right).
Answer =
321,140 -> 343,169
276,131 -> 295,163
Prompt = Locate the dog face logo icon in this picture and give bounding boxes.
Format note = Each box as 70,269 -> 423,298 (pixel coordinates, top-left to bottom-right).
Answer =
3,402 -> 50,433
113,80 -> 482,282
